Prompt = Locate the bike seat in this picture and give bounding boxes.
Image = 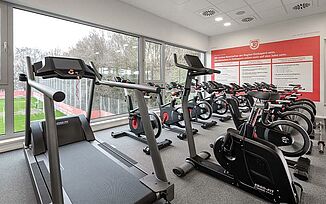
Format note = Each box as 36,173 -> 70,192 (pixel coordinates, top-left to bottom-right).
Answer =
248,91 -> 280,101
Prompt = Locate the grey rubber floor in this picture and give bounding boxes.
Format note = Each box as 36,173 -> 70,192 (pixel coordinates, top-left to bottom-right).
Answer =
1,118 -> 326,204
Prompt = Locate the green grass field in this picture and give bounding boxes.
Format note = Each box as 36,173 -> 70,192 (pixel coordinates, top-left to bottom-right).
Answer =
0,97 -> 66,134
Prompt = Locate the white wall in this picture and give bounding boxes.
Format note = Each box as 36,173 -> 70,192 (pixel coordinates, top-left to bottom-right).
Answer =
6,0 -> 208,51
207,13 -> 326,116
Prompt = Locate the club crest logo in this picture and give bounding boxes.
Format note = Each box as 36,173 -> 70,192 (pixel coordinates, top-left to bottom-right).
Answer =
249,39 -> 260,50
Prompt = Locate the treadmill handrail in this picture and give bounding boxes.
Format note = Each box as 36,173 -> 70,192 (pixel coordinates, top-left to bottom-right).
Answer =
27,80 -> 65,102
90,62 -> 160,93
97,80 -> 160,93
26,57 -> 65,102
26,56 -> 64,204
173,53 -> 221,74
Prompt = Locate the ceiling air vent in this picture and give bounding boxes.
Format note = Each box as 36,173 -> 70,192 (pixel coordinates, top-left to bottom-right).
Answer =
241,17 -> 255,23
236,10 -> 246,15
199,8 -> 218,17
292,2 -> 311,10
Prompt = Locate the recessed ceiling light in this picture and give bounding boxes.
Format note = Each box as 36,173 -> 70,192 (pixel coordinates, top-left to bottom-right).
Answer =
215,17 -> 223,22
224,22 -> 231,27
123,44 -> 129,47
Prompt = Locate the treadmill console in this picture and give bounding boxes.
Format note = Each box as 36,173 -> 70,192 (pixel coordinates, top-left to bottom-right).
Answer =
184,54 -> 205,69
33,57 -> 96,79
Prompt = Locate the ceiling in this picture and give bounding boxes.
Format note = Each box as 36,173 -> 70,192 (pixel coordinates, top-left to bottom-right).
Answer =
118,0 -> 326,36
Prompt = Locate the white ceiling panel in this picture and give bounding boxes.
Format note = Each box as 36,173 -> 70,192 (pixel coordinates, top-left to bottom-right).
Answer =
251,0 -> 283,12
118,0 -> 326,36
256,6 -> 287,18
180,0 -> 213,12
244,0 -> 265,4
207,0 -> 225,6
171,0 -> 191,5
282,0 -> 304,4
212,0 -> 248,12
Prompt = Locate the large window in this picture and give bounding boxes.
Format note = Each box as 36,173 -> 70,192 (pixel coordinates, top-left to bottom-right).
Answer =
13,9 -> 139,132
0,3 -> 205,138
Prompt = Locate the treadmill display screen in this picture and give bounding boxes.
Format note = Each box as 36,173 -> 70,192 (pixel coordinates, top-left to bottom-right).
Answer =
184,55 -> 204,69
52,58 -> 83,71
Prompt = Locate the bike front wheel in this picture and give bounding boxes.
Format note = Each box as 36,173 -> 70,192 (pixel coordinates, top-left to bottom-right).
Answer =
279,111 -> 313,136
265,120 -> 310,157
213,97 -> 228,115
197,101 -> 213,120
149,112 -> 163,138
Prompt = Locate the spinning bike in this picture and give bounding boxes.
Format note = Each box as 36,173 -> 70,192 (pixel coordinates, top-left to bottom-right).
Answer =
111,77 -> 172,154
148,82 -> 198,140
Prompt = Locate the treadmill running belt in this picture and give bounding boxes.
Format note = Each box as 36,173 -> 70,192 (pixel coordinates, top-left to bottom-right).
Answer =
43,141 -> 156,204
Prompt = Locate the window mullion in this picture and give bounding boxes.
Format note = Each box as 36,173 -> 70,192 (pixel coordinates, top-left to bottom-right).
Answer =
5,4 -> 15,138
138,37 -> 145,84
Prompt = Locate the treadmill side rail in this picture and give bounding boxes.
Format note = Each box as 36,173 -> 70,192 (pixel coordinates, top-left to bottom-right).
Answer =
24,148 -> 52,204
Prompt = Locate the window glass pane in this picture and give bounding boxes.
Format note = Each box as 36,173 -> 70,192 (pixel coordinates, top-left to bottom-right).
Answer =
164,45 -> 204,102
145,41 -> 161,81
13,9 -> 138,132
165,45 -> 204,84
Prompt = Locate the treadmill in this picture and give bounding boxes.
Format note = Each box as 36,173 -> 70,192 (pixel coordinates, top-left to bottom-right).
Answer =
21,56 -> 174,204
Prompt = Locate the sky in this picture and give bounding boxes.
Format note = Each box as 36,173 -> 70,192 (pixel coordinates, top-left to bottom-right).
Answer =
13,9 -> 95,51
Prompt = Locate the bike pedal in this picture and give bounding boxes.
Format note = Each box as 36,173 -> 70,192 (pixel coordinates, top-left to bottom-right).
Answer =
177,133 -> 187,140
294,157 -> 311,181
143,146 -> 150,155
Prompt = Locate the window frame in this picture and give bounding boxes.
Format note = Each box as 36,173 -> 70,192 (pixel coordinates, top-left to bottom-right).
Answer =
0,2 -> 8,85
0,2 -> 14,140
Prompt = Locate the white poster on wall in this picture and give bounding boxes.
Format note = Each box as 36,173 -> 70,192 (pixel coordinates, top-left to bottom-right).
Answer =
240,64 -> 271,85
214,66 -> 239,84
272,61 -> 313,92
